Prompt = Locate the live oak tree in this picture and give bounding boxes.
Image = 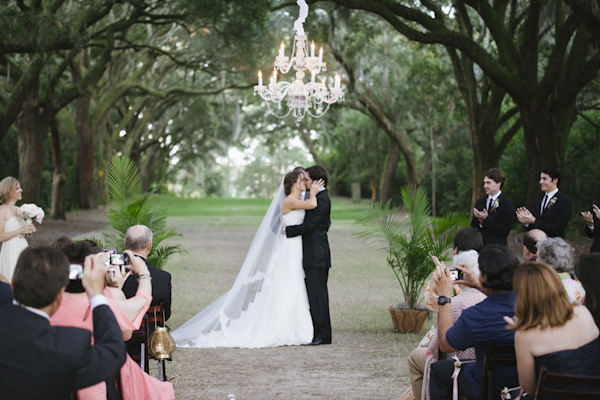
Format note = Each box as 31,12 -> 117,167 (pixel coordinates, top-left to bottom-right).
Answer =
284,0 -> 599,206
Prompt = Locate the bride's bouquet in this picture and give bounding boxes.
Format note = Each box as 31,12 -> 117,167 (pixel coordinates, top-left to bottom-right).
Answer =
20,203 -> 45,225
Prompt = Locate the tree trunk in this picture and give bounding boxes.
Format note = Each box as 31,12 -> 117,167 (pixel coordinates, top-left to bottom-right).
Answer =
72,56 -> 96,209
381,142 -> 400,206
350,164 -> 361,203
519,98 -> 576,207
49,119 -> 67,219
16,77 -> 45,205
141,144 -> 158,192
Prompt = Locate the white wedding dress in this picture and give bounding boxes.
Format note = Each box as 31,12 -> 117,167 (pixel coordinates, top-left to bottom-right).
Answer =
0,217 -> 28,281
172,188 -> 313,348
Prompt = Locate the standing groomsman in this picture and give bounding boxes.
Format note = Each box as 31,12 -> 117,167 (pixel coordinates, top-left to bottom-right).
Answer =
471,168 -> 515,247
581,203 -> 600,253
516,166 -> 572,238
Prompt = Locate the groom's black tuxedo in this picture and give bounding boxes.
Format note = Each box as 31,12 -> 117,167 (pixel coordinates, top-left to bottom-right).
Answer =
525,191 -> 572,238
585,202 -> 600,253
286,189 -> 332,343
287,190 -> 331,268
0,303 -> 126,399
471,193 -> 515,247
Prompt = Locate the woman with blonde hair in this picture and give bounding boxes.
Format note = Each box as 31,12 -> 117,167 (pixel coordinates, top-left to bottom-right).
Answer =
511,262 -> 600,396
0,177 -> 35,280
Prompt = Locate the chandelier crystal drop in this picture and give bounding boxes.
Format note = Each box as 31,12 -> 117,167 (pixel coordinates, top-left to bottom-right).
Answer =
254,0 -> 344,123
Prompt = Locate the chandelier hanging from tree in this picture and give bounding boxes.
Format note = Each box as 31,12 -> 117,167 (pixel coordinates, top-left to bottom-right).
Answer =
254,0 -> 344,123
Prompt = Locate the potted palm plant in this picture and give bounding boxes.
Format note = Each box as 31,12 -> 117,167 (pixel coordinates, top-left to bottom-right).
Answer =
89,156 -> 186,268
357,185 -> 468,333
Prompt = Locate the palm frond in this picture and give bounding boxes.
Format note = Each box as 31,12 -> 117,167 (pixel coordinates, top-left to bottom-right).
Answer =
89,156 -> 187,269
107,156 -> 142,205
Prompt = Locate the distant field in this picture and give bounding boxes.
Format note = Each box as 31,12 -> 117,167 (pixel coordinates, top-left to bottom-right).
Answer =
149,194 -> 372,220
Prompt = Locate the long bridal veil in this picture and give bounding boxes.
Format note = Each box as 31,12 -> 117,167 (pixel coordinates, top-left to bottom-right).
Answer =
172,183 -> 286,348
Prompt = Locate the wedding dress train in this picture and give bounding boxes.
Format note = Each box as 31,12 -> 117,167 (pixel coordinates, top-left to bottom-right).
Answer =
0,217 -> 28,281
172,187 -> 313,348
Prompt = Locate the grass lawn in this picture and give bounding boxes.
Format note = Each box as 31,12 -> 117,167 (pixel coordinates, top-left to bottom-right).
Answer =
84,195 -> 427,399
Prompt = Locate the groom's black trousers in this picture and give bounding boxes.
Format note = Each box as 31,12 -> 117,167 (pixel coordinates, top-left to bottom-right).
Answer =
304,267 -> 331,343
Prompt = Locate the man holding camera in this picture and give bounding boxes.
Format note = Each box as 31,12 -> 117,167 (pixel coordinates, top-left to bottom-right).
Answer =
0,247 -> 126,398
122,225 -> 172,358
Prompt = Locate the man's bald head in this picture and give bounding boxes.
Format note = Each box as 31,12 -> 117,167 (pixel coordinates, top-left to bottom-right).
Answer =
124,225 -> 153,255
523,229 -> 547,261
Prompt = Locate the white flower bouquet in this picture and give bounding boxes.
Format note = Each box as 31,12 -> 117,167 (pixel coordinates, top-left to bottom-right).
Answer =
19,203 -> 45,225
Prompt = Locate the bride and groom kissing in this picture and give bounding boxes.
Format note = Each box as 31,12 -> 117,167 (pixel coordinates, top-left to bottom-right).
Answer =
172,165 -> 332,348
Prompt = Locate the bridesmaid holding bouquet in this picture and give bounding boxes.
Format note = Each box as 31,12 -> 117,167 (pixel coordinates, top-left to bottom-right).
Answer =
0,177 -> 36,281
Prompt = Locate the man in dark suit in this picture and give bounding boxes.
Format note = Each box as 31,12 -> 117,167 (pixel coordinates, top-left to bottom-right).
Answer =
0,247 -> 126,399
471,168 -> 515,247
0,280 -> 12,305
285,165 -> 332,345
516,166 -> 572,238
122,225 -> 171,320
122,225 -> 172,356
582,203 -> 600,253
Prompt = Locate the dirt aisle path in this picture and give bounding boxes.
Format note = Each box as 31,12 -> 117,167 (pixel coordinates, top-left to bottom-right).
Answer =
158,216 -> 421,400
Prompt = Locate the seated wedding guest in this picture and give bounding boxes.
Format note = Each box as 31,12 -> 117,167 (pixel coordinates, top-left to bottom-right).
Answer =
51,235 -> 75,251
537,237 -> 585,303
429,245 -> 519,400
424,227 -> 482,312
52,242 -> 174,400
582,203 -> 600,253
0,247 -> 126,399
408,250 -> 486,400
122,225 -> 172,357
522,229 -> 547,261
510,262 -> 600,396
575,253 -> 600,327
122,225 -> 171,319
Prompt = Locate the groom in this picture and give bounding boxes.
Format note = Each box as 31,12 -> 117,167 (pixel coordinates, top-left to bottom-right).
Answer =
285,165 -> 332,345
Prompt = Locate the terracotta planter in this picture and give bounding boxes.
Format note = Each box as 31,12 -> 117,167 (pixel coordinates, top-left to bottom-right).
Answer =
389,307 -> 428,333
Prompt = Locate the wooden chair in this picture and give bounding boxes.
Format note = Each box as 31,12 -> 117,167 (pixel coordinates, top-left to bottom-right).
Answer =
130,303 -> 169,381
534,366 -> 600,399
480,341 -> 517,400
129,312 -> 150,374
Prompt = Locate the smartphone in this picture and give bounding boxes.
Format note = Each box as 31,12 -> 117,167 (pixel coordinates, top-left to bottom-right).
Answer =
109,253 -> 130,266
449,268 -> 464,281
69,263 -> 84,280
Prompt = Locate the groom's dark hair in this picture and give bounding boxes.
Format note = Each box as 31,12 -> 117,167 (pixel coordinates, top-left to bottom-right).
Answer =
307,165 -> 327,187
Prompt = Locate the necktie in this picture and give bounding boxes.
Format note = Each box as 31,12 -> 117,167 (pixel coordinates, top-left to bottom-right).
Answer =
487,197 -> 492,212
541,195 -> 548,215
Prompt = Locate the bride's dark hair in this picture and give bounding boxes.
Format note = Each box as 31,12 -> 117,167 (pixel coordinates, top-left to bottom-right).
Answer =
284,170 -> 302,195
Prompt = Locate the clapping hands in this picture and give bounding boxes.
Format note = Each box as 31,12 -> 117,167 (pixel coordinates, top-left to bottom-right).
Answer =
581,204 -> 600,228
473,208 -> 488,223
516,207 -> 535,224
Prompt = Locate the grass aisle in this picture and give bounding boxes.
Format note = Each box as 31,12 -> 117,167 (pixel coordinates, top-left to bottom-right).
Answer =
145,196 -> 429,399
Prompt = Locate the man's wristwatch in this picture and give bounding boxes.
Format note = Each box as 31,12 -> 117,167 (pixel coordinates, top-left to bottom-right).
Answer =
437,296 -> 451,306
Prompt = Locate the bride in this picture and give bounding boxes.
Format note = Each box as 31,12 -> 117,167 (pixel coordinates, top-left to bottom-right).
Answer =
0,177 -> 35,281
172,170 -> 324,348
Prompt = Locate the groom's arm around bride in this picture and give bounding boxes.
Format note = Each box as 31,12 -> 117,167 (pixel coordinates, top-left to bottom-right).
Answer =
285,165 -> 332,345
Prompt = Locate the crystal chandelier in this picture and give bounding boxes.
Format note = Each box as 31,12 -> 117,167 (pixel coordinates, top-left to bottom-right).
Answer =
254,0 -> 344,123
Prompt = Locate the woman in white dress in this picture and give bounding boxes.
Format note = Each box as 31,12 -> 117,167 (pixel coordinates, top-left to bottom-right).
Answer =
0,177 -> 36,281
172,170 -> 324,348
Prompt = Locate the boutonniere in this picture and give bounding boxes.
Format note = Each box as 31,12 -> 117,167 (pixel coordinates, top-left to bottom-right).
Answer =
490,198 -> 500,212
546,197 -> 557,209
